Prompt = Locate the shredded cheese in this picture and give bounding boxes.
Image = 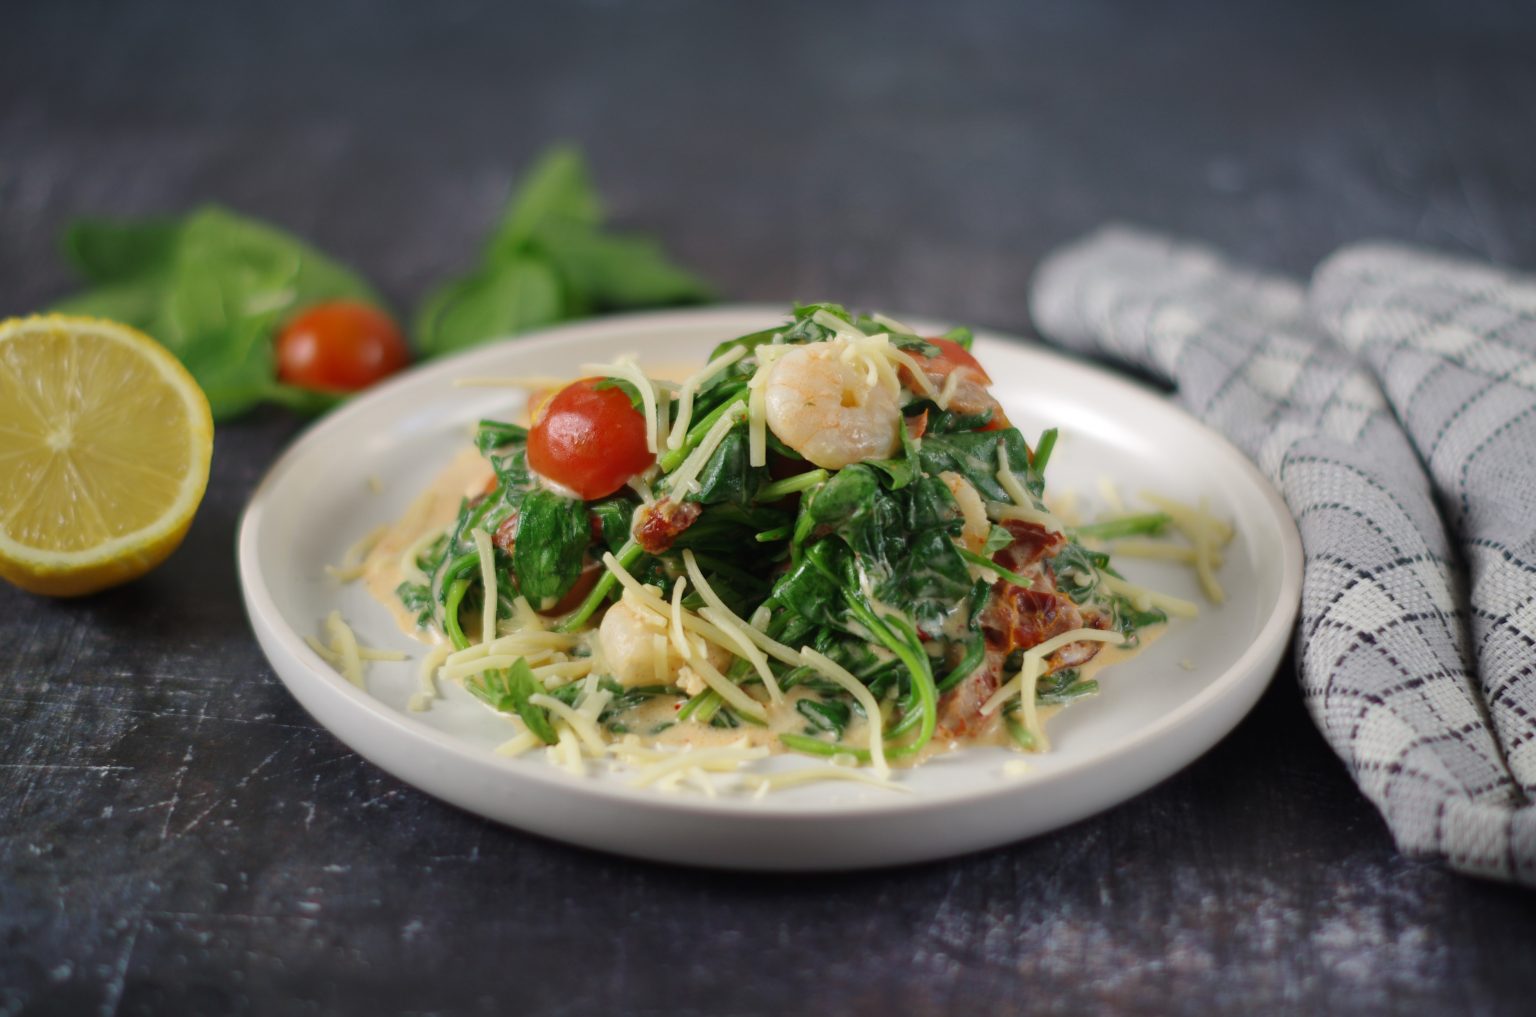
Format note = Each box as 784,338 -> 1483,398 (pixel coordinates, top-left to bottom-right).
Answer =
326,524 -> 387,582
685,637 -> 767,721
986,500 -> 1068,534
1140,491 -> 1235,543
1139,492 -> 1233,604
1097,476 -> 1127,514
397,522 -> 451,586
667,404 -> 744,495
669,577 -> 692,661
799,647 -> 890,778
494,729 -> 543,757
936,369 -> 963,409
980,628 -> 1130,752
995,444 -> 1034,509
666,345 -> 748,450
529,694 -> 608,754
550,727 -> 585,775
1098,573 -> 1201,619
326,610 -> 366,687
627,474 -> 656,504
870,312 -> 917,335
408,641 -> 452,712
681,551 -> 784,701
1106,539 -> 1201,564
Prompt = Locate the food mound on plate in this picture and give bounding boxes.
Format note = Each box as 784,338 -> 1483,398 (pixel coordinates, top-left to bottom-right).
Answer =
369,305 -> 1218,787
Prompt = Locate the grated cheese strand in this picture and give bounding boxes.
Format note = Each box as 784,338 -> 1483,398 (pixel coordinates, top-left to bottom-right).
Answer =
799,647 -> 891,778
397,521 -> 451,586
326,523 -> 388,582
409,641 -> 452,712
1139,491 -> 1235,544
324,610 -> 366,688
1098,573 -> 1201,619
667,405 -> 744,495
685,638 -> 768,722
670,577 -> 692,661
681,550 -> 785,701
979,627 -> 1130,734
495,730 -> 543,757
529,694 -> 608,754
987,500 -> 1068,534
995,443 -> 1033,509
666,345 -> 748,450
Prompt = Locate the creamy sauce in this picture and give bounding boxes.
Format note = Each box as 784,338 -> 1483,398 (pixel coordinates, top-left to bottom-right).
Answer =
362,446 -> 494,638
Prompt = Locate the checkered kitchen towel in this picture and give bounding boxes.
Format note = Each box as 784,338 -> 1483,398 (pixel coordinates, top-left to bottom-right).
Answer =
1030,227 -> 1536,884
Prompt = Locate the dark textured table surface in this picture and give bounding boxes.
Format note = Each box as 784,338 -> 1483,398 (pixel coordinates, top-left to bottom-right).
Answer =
5,1 -> 1536,1014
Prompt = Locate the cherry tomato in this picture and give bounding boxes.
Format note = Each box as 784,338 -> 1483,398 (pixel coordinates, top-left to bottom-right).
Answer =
276,301 -> 410,392
903,337 -> 1008,430
922,337 -> 992,385
527,378 -> 655,499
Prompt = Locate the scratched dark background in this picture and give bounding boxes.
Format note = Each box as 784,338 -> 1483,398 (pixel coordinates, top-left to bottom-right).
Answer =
4,0 -> 1536,1014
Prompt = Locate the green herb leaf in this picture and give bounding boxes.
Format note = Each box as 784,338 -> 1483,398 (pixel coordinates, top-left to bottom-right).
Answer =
54,204 -> 381,421
414,257 -> 564,357
466,661 -> 559,745
488,144 -> 603,259
513,490 -> 592,609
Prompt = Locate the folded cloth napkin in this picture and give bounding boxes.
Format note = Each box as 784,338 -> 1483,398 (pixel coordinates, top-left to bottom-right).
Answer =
1030,227 -> 1536,885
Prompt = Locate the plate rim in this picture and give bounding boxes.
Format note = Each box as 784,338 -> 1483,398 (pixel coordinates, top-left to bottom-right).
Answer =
238,305 -> 1302,827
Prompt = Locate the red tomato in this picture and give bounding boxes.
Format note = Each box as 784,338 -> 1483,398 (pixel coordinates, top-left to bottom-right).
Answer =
276,301 -> 410,392
922,337 -> 992,385
527,378 -> 655,499
904,337 -> 1009,430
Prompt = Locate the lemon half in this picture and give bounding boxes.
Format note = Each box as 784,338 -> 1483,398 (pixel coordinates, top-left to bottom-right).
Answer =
0,315 -> 213,596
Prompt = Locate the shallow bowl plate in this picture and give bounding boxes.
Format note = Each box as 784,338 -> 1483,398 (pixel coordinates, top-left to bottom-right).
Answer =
238,307 -> 1302,870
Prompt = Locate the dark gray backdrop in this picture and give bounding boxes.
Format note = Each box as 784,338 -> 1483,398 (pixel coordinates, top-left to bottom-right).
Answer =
3,1 -> 1535,1014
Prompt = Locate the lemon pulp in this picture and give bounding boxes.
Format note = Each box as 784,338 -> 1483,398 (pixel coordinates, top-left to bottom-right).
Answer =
0,315 -> 213,596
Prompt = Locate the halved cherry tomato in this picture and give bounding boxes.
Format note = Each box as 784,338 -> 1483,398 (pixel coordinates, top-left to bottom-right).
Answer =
276,301 -> 410,392
921,337 -> 992,385
527,378 -> 655,499
900,337 -> 1008,429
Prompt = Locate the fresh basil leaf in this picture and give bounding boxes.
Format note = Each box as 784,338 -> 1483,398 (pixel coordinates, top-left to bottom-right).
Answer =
475,420 -> 530,455
57,205 -> 381,421
589,497 -> 640,552
63,218 -> 182,282
532,220 -> 712,311
488,145 -> 603,260
50,281 -> 165,330
918,429 -> 1036,503
689,426 -> 757,506
415,256 -> 563,356
513,490 -> 591,609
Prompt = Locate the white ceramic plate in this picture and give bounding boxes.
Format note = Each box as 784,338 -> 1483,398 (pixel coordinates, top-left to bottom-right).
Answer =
238,307 -> 1302,870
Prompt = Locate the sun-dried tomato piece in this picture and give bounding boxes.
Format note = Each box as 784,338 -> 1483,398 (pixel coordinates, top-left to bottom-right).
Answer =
633,498 -> 702,554
992,520 -> 1066,573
